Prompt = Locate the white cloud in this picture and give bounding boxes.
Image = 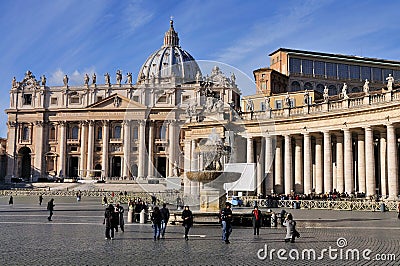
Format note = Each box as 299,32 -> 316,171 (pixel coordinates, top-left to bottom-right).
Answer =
119,1 -> 154,38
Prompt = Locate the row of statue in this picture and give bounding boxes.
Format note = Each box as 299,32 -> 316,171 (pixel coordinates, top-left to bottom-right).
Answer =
62,71 -> 133,86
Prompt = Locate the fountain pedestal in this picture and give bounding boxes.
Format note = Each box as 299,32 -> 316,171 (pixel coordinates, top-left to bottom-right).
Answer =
200,186 -> 226,212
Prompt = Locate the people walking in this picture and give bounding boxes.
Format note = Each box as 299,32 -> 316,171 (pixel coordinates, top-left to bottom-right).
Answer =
104,204 -> 115,240
181,206 -> 193,241
283,213 -> 300,243
39,195 -> 43,205
47,198 -> 55,221
220,202 -> 233,244
160,203 -> 170,238
116,203 -> 125,232
8,195 -> 13,206
252,206 -> 262,235
112,204 -> 120,232
102,196 -> 108,206
151,206 -> 162,240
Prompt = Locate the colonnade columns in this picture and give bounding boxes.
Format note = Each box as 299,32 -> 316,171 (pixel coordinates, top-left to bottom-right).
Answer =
343,128 -> 354,193
137,120 -> 146,179
315,135 -> 323,194
386,124 -> 398,199
79,121 -> 88,178
256,138 -> 265,196
86,121 -> 95,178
284,135 -> 292,195
303,132 -> 312,195
365,126 -> 375,196
294,136 -> 303,194
357,132 -> 366,194
183,140 -> 191,195
34,121 -> 44,179
323,131 -> 332,193
168,121 -> 177,177
147,122 -> 154,178
380,132 -> 387,197
274,137 -> 283,194
336,134 -> 344,193
101,121 -> 109,179
190,139 -> 199,196
122,120 -> 131,178
264,135 -> 274,194
246,136 -> 255,190
58,121 -> 66,178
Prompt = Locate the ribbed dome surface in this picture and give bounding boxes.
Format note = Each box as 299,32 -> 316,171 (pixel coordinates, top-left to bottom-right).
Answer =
137,20 -> 201,84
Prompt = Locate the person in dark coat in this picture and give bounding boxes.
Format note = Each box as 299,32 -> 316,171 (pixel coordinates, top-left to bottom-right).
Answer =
112,204 -> 120,232
8,196 -> 13,206
220,202 -> 233,243
39,195 -> 43,205
160,203 -> 170,238
104,204 -> 115,240
151,206 -> 162,240
116,203 -> 125,232
252,206 -> 262,235
181,206 -> 193,241
47,198 -> 55,221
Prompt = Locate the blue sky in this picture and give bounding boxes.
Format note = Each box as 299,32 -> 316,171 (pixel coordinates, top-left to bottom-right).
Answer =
1,0 -> 400,137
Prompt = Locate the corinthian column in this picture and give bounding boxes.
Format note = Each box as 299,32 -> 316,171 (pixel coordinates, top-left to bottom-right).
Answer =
264,135 -> 274,194
294,136 -> 303,193
86,120 -> 95,178
380,132 -> 387,197
357,132 -> 366,194
274,137 -> 283,194
344,128 -> 354,194
58,121 -> 67,178
365,126 -> 375,196
138,120 -> 146,178
34,121 -> 44,179
387,124 -> 398,199
284,135 -> 292,195
315,135 -> 323,194
79,121 -> 88,178
102,121 -> 109,179
323,131 -> 332,193
147,121 -> 154,178
336,134 -> 344,193
122,120 -> 131,178
303,132 -> 312,194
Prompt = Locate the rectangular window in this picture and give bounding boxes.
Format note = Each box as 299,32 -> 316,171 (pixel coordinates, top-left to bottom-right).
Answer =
96,96 -> 103,102
132,127 -> 138,140
302,59 -> 313,75
290,98 -> 296,108
95,146 -> 102,152
70,97 -> 80,104
261,82 -> 266,90
361,66 -> 371,80
372,68 -> 382,82
182,95 -> 190,103
393,70 -> 400,80
70,146 -> 78,152
132,96 -> 139,102
275,100 -> 283,109
326,62 -> 337,78
97,127 -> 102,140
50,97 -> 58,105
289,57 -> 301,74
314,61 -> 325,76
158,96 -> 167,103
260,102 -> 266,111
349,65 -> 360,80
23,94 -> 32,105
337,64 -> 349,79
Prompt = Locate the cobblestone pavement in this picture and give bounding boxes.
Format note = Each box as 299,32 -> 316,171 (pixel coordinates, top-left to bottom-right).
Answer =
0,196 -> 399,266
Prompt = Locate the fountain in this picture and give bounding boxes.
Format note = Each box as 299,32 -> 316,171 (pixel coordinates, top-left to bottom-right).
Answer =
187,129 -> 240,212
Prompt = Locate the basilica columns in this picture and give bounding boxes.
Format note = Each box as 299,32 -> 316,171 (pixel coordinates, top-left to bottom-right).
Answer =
387,124 -> 398,199
79,121 -> 88,177
101,121 -> 109,179
86,121 -> 95,178
147,122 -> 155,177
284,135 -> 292,195
303,132 -> 312,194
365,126 -> 375,196
343,128 -> 354,193
138,120 -> 146,178
336,134 -> 344,193
58,121 -> 66,178
294,136 -> 303,194
357,132 -> 366,194
315,135 -> 323,194
122,120 -> 131,178
323,131 -> 332,193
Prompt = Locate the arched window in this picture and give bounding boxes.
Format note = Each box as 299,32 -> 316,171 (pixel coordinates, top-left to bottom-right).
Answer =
22,125 -> 29,141
291,81 -> 301,91
328,85 -> 337,96
316,84 -> 325,94
96,127 -> 102,140
49,126 -> 56,140
71,126 -> 79,139
160,124 -> 167,140
304,82 -> 313,91
114,125 -> 121,139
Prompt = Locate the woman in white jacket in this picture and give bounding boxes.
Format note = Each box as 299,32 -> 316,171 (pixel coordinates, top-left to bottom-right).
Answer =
283,213 -> 299,243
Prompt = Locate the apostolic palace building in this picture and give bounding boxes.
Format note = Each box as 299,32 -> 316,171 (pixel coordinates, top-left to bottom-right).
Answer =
3,20 -> 400,200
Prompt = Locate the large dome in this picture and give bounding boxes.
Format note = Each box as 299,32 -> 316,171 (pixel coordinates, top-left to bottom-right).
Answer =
137,20 -> 201,85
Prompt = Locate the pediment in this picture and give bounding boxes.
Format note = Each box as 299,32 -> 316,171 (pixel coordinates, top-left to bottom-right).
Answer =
87,94 -> 145,109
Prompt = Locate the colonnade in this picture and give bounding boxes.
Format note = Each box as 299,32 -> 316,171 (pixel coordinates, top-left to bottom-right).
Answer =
245,124 -> 399,199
